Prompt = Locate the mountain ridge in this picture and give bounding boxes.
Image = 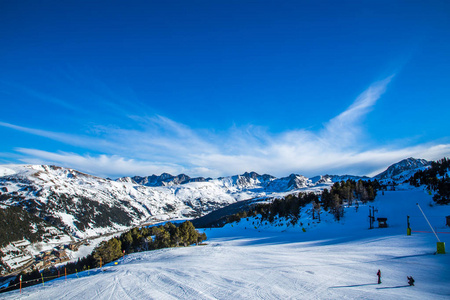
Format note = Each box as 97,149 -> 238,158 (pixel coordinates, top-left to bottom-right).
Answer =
117,157 -> 428,187
0,157 -> 430,241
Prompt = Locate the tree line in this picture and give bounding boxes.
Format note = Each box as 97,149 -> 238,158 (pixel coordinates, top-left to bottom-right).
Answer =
322,179 -> 379,220
0,204 -> 47,247
408,157 -> 450,204
226,179 -> 380,225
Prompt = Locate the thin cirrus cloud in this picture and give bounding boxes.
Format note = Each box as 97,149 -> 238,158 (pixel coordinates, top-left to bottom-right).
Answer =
322,75 -> 394,148
3,75 -> 450,178
0,121 -> 114,150
0,80 -> 80,112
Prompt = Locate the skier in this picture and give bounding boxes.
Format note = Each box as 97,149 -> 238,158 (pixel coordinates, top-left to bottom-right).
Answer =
377,269 -> 381,284
407,276 -> 415,286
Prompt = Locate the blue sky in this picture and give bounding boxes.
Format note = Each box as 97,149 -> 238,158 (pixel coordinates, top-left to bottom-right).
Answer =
0,0 -> 449,178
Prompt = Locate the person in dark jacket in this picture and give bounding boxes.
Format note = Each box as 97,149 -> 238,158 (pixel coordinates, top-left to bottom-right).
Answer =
377,269 -> 381,284
407,276 -> 415,286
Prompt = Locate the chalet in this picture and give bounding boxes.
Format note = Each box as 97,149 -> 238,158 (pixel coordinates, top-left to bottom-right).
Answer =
54,250 -> 69,261
68,244 -> 79,251
34,260 -> 44,270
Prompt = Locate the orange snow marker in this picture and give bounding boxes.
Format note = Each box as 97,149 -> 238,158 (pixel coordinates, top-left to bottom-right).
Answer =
19,275 -> 22,294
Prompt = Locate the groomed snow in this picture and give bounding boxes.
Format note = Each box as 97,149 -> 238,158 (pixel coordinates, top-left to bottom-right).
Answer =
3,188 -> 450,299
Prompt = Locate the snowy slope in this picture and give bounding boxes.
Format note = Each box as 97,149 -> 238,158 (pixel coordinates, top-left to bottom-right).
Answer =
3,186 -> 449,299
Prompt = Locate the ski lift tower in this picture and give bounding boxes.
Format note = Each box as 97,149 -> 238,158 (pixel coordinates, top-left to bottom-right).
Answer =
369,206 -> 378,229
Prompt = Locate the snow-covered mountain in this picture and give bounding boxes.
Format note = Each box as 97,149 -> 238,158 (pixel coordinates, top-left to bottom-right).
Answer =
0,165 -> 239,238
0,166 -> 329,239
211,172 -> 314,193
374,157 -> 430,182
0,158 -> 430,241
117,173 -> 210,187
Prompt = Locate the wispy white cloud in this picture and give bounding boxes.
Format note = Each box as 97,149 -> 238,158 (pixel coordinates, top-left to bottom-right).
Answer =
322,75 -> 394,148
0,121 -> 114,149
3,75 -> 450,178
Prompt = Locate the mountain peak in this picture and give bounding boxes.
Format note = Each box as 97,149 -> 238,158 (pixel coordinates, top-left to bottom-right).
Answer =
374,157 -> 430,181
241,171 -> 260,179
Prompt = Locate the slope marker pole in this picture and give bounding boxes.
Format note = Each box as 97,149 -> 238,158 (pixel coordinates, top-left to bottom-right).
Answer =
417,203 -> 446,254
416,203 -> 440,242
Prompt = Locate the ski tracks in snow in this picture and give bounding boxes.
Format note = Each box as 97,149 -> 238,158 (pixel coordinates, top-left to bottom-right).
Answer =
147,267 -> 216,299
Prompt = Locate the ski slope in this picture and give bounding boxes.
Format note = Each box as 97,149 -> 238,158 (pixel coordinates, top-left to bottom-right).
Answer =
3,187 -> 450,299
